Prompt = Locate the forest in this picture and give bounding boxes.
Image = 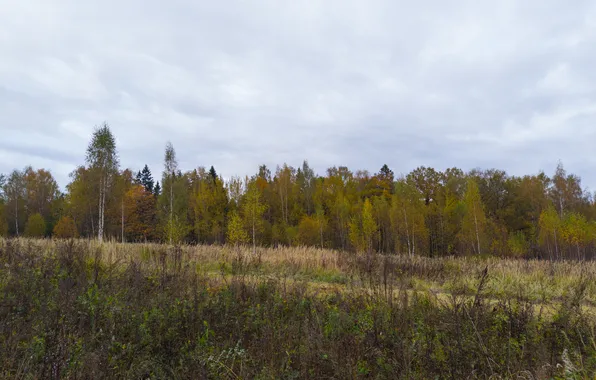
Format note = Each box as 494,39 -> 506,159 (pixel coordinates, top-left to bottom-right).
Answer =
1,124 -> 596,378
1,123 -> 595,260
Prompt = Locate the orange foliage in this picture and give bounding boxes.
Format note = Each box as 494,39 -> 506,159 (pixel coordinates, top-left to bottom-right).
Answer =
53,216 -> 78,238
124,185 -> 157,242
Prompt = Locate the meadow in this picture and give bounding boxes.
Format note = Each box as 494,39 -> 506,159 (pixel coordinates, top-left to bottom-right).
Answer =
1,238 -> 595,379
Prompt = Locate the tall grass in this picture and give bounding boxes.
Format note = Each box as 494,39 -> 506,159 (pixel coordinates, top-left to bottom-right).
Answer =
0,238 -> 595,378
5,238 -> 594,307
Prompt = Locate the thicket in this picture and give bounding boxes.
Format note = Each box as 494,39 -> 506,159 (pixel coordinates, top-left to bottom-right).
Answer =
1,239 -> 594,379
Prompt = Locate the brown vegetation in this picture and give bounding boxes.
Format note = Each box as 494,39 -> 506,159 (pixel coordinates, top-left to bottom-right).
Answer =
0,238 -> 594,378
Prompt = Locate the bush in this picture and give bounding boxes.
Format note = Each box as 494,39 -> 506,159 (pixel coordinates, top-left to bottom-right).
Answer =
24,213 -> 46,237
53,216 -> 78,238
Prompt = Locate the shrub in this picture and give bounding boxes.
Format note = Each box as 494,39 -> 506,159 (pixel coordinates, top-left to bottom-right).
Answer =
53,216 -> 78,238
24,213 -> 46,237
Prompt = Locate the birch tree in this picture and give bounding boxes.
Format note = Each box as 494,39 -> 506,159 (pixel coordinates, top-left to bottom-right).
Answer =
162,142 -> 178,244
4,169 -> 25,236
86,123 -> 119,242
538,205 -> 561,260
391,181 -> 427,256
460,179 -> 486,255
242,179 -> 266,255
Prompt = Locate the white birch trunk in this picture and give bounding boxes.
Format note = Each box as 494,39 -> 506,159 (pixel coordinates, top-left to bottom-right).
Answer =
473,203 -> 480,255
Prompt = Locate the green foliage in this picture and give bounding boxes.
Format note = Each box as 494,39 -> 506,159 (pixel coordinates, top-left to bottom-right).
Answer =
297,215 -> 320,246
5,130 -> 596,260
25,213 -> 46,237
86,123 -> 119,171
85,123 -> 119,242
349,199 -> 377,253
539,205 -> 561,260
460,179 -> 487,255
137,164 -> 155,193
227,211 -> 248,246
164,215 -> 190,245
242,180 -> 267,251
361,199 -> 376,253
507,231 -> 528,257
391,181 -> 428,256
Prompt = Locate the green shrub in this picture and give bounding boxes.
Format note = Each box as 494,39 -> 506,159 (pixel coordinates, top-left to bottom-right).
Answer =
24,213 -> 46,237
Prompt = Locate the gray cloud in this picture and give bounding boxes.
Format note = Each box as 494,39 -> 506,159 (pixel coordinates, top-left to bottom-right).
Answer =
2,0 -> 596,190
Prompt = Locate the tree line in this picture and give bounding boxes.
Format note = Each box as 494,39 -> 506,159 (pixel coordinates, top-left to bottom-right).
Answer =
1,123 -> 595,260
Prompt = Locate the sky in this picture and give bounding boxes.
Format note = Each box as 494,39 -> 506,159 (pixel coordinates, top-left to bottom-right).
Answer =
2,0 -> 596,190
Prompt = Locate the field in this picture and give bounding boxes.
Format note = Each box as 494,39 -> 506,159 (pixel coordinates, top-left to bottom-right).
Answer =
1,238 -> 595,379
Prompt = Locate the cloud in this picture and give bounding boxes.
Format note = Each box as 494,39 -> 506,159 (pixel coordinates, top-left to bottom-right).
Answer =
1,0 -> 596,190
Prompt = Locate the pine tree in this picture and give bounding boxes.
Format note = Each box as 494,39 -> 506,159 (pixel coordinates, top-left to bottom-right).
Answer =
154,181 -> 161,197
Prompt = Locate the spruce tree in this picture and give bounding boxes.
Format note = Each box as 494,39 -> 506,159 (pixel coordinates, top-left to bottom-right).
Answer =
140,165 -> 154,193
209,166 -> 217,184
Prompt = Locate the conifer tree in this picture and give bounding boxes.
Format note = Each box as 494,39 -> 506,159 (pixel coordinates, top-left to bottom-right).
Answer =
140,165 -> 154,193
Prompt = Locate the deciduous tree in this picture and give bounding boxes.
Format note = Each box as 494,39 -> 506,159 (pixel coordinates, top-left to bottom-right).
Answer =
86,123 -> 119,242
242,180 -> 267,254
227,211 -> 248,246
3,169 -> 25,236
124,185 -> 157,242
460,179 -> 487,255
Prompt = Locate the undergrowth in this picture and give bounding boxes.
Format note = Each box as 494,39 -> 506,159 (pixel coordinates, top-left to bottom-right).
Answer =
0,239 -> 594,379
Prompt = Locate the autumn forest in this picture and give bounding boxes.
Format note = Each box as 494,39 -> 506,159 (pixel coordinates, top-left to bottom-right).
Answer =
1,123 -> 594,260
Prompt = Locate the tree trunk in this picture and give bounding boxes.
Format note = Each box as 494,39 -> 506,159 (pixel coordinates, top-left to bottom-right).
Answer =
169,175 -> 173,244
98,175 -> 104,242
14,197 -> 19,236
121,199 -> 124,243
473,203 -> 481,256
89,202 -> 95,237
403,206 -> 411,256
553,229 -> 559,261
252,219 -> 256,255
319,221 -> 323,249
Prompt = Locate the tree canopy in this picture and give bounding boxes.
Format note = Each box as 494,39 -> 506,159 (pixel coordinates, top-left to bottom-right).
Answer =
2,126 -> 596,260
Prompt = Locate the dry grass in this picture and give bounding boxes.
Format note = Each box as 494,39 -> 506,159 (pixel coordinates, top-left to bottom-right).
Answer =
4,237 -> 595,310
1,237 -> 595,378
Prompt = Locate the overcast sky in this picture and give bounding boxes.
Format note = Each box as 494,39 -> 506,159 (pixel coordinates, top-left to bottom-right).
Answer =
2,1 -> 596,190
